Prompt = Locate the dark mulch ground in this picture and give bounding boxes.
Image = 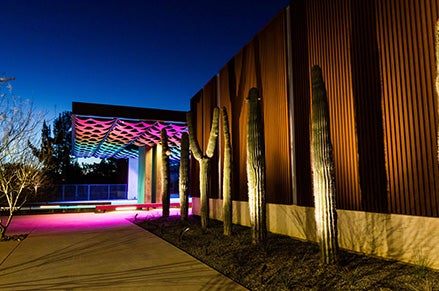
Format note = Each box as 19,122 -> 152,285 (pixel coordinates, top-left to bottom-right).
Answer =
136,215 -> 439,290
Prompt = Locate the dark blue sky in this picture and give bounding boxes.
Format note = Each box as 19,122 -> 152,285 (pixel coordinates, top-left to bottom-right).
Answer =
2,0 -> 289,121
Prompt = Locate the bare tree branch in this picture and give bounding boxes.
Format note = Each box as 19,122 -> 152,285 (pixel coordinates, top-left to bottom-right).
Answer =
0,76 -> 15,83
0,79 -> 44,239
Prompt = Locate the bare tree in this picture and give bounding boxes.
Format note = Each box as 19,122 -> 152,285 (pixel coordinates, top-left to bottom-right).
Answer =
0,79 -> 44,239
0,75 -> 15,83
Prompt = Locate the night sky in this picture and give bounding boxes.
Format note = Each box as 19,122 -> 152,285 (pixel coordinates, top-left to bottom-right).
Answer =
2,0 -> 289,122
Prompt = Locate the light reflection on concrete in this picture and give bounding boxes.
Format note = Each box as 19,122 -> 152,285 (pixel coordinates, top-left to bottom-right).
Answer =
0,210 -> 246,290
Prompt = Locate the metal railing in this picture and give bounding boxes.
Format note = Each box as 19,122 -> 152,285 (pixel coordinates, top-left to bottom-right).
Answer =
55,184 -> 128,201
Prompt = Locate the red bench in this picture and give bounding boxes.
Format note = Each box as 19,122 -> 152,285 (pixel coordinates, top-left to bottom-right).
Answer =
95,202 -> 192,212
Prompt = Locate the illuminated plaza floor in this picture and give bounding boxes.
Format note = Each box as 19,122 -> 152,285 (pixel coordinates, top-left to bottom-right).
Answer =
0,210 -> 245,290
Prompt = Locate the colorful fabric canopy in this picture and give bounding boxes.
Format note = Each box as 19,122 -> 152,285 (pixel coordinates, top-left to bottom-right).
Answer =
71,102 -> 187,161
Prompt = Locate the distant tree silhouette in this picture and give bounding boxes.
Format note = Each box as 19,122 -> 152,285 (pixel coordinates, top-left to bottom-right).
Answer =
30,112 -> 83,185
53,112 -> 83,183
80,158 -> 125,184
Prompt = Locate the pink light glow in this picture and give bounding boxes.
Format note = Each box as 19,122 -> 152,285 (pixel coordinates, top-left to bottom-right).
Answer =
6,208 -> 192,236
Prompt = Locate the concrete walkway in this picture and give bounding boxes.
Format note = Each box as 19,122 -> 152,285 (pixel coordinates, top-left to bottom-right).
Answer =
0,210 -> 247,290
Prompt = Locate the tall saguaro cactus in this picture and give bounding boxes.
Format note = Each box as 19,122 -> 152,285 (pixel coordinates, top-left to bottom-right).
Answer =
221,106 -> 233,236
246,88 -> 267,244
311,65 -> 338,264
179,132 -> 190,221
186,107 -> 219,230
161,128 -> 170,217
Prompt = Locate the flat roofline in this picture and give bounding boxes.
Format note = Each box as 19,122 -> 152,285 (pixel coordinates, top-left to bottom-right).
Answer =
72,102 -> 187,123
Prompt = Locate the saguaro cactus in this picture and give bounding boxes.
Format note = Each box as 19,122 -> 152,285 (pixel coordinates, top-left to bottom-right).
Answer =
311,65 -> 338,264
161,128 -> 170,217
186,107 -> 219,230
221,106 -> 233,236
246,88 -> 267,244
179,132 -> 190,221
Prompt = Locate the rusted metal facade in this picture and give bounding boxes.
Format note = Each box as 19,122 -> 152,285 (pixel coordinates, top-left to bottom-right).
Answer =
190,0 -> 439,217
298,0 -> 439,216
377,0 -> 439,216
190,10 -> 291,204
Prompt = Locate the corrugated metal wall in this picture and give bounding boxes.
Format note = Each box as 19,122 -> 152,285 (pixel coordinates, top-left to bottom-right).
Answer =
257,11 -> 291,204
190,0 -> 439,217
288,1 -> 313,207
218,59 -> 248,201
219,10 -> 291,204
203,77 -> 220,199
188,81 -> 220,199
350,1 -> 388,213
189,91 -> 202,198
376,0 -> 439,216
305,0 -> 362,210
300,0 -> 439,216
191,10 -> 292,203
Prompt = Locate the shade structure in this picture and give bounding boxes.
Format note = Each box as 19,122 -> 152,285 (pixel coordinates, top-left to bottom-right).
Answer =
71,102 -> 187,162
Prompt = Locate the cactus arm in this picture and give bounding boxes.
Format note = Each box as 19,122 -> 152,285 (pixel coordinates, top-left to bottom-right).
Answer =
185,107 -> 218,230
186,111 -> 203,160
206,107 -> 220,158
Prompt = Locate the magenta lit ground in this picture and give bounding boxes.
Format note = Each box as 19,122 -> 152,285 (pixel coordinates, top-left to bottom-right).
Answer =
0,209 -> 245,291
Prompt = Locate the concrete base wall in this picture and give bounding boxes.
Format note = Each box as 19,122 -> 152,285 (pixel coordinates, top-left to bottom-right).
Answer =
192,197 -> 439,270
